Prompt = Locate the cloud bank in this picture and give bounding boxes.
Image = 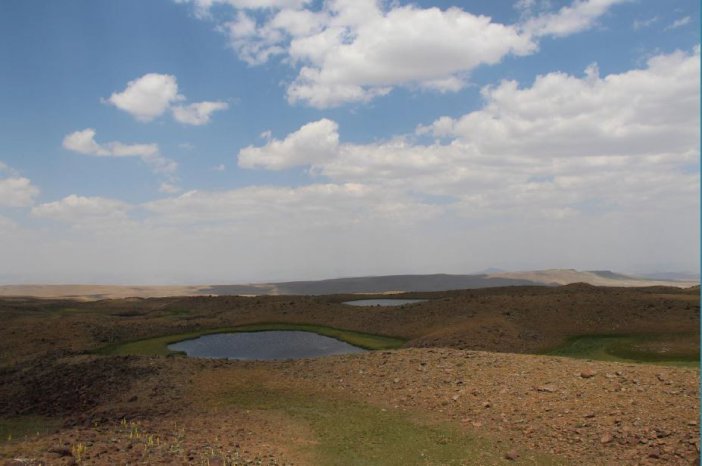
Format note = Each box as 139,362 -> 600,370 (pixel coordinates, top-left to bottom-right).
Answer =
8,47 -> 695,282
176,0 -> 627,107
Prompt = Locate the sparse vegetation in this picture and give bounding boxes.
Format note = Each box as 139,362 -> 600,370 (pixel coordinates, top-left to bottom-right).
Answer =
0,286 -> 698,464
0,416 -> 60,443
97,323 -> 406,356
548,333 -> 699,366
222,386 -> 565,465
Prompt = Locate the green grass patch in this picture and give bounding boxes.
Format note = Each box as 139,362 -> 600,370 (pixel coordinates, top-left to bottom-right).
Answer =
50,307 -> 95,316
223,387 -> 565,465
548,333 -> 700,367
0,416 -> 60,443
166,309 -> 191,318
96,323 -> 406,356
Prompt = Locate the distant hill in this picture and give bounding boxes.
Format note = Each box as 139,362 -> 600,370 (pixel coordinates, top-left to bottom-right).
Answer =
636,271 -> 700,282
204,274 -> 538,296
486,269 -> 698,288
204,269 -> 696,295
0,269 -> 696,300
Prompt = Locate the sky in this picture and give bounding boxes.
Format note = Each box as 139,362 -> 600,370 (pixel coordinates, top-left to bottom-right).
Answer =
0,0 -> 699,284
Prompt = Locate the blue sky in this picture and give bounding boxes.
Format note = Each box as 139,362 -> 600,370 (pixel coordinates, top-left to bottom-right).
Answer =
0,0 -> 699,284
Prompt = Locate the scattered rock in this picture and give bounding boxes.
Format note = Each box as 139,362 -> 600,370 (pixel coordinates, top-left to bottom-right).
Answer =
600,433 -> 613,444
580,370 -> 597,379
504,449 -> 520,461
48,447 -> 73,457
536,385 -> 557,393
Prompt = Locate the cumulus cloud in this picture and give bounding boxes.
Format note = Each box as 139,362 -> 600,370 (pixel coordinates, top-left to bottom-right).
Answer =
62,129 -> 179,184
171,101 -> 229,125
142,182 -> 439,229
62,129 -> 158,158
105,73 -> 228,124
159,182 -> 182,194
9,47 -> 698,283
286,4 -> 537,107
0,162 -> 39,208
240,48 -> 699,219
105,74 -> 183,122
177,0 -> 625,107
31,195 -> 131,224
238,118 -> 339,169
417,49 -> 699,160
0,177 -> 39,208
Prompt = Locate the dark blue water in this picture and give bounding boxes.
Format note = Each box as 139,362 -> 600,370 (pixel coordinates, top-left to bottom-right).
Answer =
167,331 -> 365,360
342,299 -> 426,307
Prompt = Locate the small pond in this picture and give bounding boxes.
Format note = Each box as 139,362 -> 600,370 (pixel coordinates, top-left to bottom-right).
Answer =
343,299 -> 427,307
167,331 -> 366,360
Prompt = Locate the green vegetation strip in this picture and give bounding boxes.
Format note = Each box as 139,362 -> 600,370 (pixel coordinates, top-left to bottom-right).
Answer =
0,416 -> 61,443
224,387 -> 565,466
97,323 -> 406,356
548,334 -> 700,367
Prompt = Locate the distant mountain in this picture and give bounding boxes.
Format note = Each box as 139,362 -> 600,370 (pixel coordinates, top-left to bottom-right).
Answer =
204,274 -> 538,296
473,267 -> 506,275
486,269 -> 698,288
588,270 -> 639,280
205,269 -> 697,295
636,271 -> 701,282
0,269 -> 696,300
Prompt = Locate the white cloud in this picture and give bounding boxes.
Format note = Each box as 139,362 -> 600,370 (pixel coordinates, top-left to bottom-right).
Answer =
62,129 -> 178,180
417,48 -> 699,160
632,16 -> 658,30
0,162 -> 39,207
286,4 -> 535,107
0,176 -> 39,208
238,118 -> 339,169
665,16 -> 691,31
159,182 -> 182,194
105,73 -> 183,122
178,0 -> 625,108
521,0 -> 628,38
62,128 -> 158,157
0,161 -> 18,177
142,182 -> 439,229
105,73 -> 228,125
172,101 -> 229,125
239,48 -> 699,221
177,0 -> 312,19
31,195 -> 131,224
6,48 -> 698,283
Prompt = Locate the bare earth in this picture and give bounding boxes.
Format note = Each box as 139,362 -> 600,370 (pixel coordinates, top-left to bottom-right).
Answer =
0,285 -> 698,465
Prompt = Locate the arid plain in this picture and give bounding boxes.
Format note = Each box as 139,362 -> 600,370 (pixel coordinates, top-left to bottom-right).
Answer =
0,279 -> 699,465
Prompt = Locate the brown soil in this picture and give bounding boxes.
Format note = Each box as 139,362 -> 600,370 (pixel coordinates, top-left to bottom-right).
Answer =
0,285 -> 699,465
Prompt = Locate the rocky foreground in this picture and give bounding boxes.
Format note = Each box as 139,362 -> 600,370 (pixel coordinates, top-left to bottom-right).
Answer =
1,348 -> 699,465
